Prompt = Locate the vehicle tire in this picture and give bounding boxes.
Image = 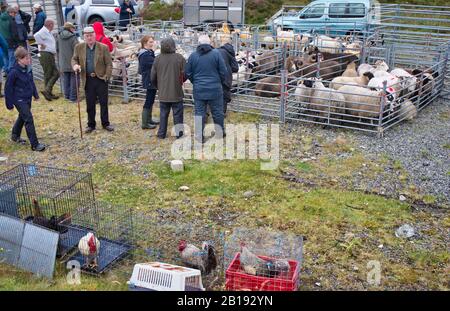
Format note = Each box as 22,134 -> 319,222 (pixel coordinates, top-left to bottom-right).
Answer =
88,15 -> 105,25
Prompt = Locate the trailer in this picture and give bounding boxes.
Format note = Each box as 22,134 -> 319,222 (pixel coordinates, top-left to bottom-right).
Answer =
10,0 -> 64,30
183,0 -> 245,27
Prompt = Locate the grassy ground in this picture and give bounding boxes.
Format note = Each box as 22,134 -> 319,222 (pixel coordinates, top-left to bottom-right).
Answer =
0,85 -> 448,290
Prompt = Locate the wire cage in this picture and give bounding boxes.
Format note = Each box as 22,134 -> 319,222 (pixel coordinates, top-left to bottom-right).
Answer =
0,164 -> 95,223
224,227 -> 303,291
121,212 -> 226,290
61,201 -> 134,275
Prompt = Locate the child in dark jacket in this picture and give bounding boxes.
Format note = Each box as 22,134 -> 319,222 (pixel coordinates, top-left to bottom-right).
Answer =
4,47 -> 45,151
138,35 -> 159,129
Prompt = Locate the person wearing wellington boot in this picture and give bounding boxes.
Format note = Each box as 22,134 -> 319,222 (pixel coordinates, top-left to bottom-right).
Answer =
138,35 -> 159,130
5,47 -> 45,151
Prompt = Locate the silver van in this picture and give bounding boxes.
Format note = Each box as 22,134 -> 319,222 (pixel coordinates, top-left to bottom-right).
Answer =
63,0 -> 139,26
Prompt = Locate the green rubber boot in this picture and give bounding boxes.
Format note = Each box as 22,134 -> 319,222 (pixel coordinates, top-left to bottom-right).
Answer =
142,108 -> 156,129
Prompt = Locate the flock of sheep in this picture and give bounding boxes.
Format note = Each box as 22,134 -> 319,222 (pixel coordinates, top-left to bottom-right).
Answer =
99,25 -> 438,127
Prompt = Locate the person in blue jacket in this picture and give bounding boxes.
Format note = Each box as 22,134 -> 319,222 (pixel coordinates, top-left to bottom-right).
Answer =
4,46 -> 45,151
32,3 -> 46,34
185,34 -> 228,143
138,34 -> 159,129
0,32 -> 8,97
119,0 -> 135,30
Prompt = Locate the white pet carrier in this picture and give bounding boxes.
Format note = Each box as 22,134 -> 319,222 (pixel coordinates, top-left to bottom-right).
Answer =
127,262 -> 205,291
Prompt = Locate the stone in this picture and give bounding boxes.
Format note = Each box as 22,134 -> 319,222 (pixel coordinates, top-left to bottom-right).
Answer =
0,157 -> 7,162
179,186 -> 190,191
399,195 -> 407,202
395,224 -> 415,238
243,191 -> 255,199
171,160 -> 184,172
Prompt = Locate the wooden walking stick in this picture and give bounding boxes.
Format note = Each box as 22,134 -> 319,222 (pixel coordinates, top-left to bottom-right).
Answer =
74,71 -> 83,139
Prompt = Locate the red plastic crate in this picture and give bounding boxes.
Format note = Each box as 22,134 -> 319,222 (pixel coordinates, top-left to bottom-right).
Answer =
225,252 -> 300,291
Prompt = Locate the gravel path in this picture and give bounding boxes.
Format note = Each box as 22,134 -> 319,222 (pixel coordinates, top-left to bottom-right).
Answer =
353,98 -> 450,205
280,97 -> 450,206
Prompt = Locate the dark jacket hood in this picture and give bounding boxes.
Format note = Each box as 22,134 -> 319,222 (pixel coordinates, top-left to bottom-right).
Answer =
59,29 -> 76,40
220,43 -> 235,57
197,44 -> 213,55
161,38 -> 176,54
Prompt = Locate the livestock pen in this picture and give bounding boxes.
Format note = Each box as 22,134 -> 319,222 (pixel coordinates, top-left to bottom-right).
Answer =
28,5 -> 450,135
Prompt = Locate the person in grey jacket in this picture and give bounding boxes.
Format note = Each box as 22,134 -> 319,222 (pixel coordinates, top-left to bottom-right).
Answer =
217,37 -> 238,116
185,35 -> 228,142
150,37 -> 186,139
57,22 -> 79,102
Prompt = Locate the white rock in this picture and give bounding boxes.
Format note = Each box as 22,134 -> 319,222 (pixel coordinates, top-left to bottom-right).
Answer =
170,160 -> 184,172
378,244 -> 384,249
399,195 -> 407,202
315,282 -> 321,287
395,224 -> 415,238
243,191 -> 255,199
179,186 -> 190,191
0,157 -> 8,162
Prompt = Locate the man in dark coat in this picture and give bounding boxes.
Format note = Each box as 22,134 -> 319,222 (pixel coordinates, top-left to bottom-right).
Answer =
151,37 -> 186,139
217,38 -> 238,116
185,34 -> 228,143
57,22 -> 79,102
32,3 -> 46,34
0,6 -> 20,72
119,0 -> 135,30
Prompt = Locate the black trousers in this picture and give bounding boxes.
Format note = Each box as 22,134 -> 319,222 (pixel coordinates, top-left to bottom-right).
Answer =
85,76 -> 110,128
157,102 -> 184,138
12,100 -> 39,147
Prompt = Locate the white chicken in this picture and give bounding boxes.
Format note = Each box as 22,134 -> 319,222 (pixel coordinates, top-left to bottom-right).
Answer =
78,232 -> 100,269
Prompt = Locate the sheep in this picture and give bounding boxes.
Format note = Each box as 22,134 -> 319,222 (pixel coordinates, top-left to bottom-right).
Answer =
397,98 -> 418,121
309,79 -> 346,121
390,68 -> 418,97
357,63 -> 374,76
254,76 -> 282,98
294,79 -> 314,107
310,35 -> 344,53
408,68 -> 436,102
372,60 -> 389,73
277,27 -> 295,42
330,72 -> 374,90
261,36 -> 275,49
295,57 -> 344,80
343,41 -> 362,56
339,85 -> 387,121
342,61 -> 358,77
253,50 -> 278,74
285,55 -> 304,73
307,46 -> 359,66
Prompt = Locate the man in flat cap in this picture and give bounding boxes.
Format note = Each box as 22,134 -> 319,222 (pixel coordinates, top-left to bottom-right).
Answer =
72,26 -> 113,133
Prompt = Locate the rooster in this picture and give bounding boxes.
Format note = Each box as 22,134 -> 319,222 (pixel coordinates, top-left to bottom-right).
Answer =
26,199 -> 71,234
178,240 -> 217,275
240,243 -> 291,278
78,232 -> 100,269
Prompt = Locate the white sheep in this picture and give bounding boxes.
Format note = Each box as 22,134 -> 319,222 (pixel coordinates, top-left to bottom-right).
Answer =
330,72 -> 374,90
294,79 -> 314,107
342,62 -> 358,77
310,79 -> 346,120
339,84 -> 392,121
310,35 -> 344,53
397,99 -> 418,121
390,68 -> 418,97
357,63 -> 374,76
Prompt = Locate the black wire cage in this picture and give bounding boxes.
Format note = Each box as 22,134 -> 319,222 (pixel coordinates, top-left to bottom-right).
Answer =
0,164 -> 95,220
61,201 -> 134,275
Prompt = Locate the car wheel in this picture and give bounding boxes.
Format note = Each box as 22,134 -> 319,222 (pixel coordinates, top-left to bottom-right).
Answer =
88,16 -> 105,25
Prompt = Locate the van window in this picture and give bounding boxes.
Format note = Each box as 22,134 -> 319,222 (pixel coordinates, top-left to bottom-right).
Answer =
329,3 -> 366,18
300,5 -> 325,19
